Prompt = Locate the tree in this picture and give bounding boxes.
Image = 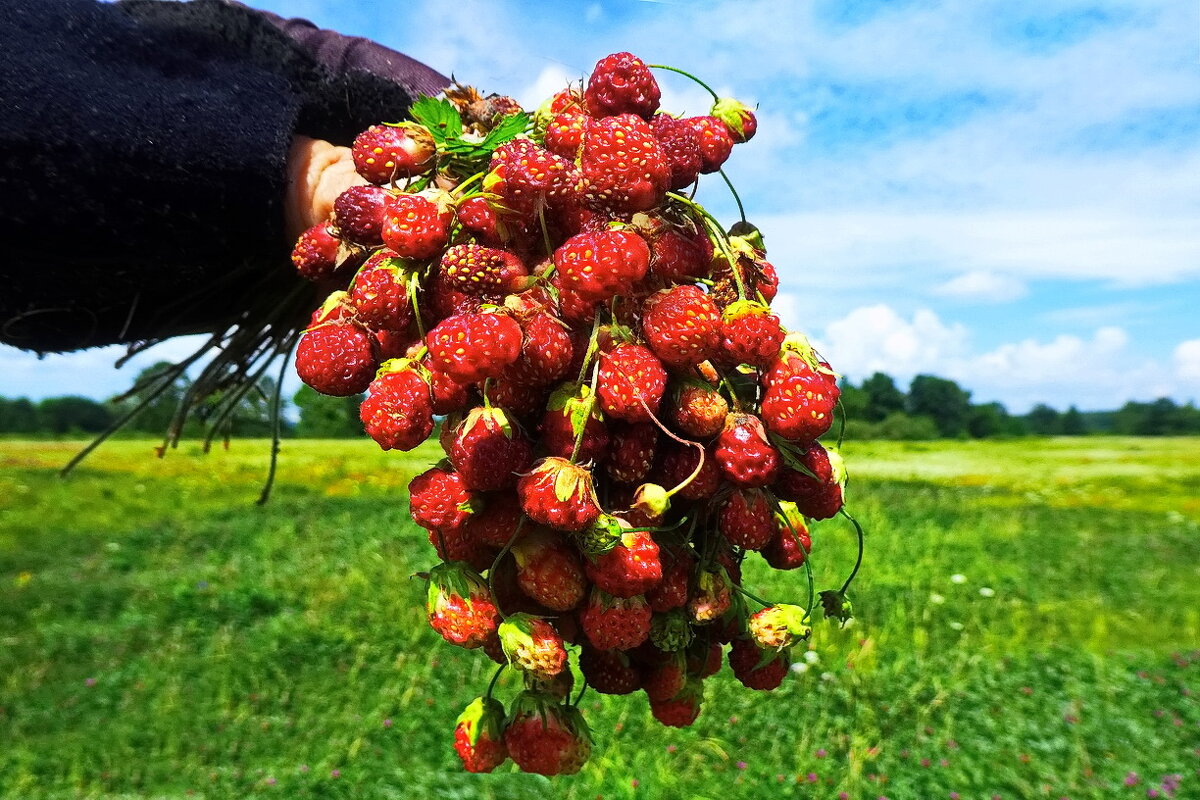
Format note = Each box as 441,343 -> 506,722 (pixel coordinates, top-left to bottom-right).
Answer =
1060,406 -> 1087,435
0,397 -> 40,433
861,372 -> 906,422
37,396 -> 113,434
907,375 -> 971,438
293,386 -> 364,438
1026,403 -> 1061,436
836,379 -> 868,429
967,402 -> 1011,439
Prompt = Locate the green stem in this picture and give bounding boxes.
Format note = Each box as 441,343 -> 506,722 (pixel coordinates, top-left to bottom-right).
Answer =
454,171 -> 485,197
571,678 -> 589,708
257,332 -> 298,506
719,169 -> 747,226
836,398 -> 847,451
647,64 -> 719,101
575,313 -> 604,385
667,191 -> 747,300
487,517 -> 527,619
732,582 -> 774,609
408,272 -> 427,342
569,362 -> 601,464
838,509 -> 866,596
484,664 -> 505,700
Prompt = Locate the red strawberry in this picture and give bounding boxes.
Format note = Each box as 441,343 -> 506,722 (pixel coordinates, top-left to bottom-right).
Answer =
453,696 -> 508,773
512,312 -> 573,386
308,290 -> 353,326
543,108 -> 588,159
553,228 -> 650,302
291,222 -> 341,281
447,406 -> 533,492
585,529 -> 662,598
748,604 -> 811,651
351,122 -> 436,183
456,195 -> 505,247
762,341 -> 840,444
642,650 -> 687,702
503,692 -> 592,776
650,114 -> 704,190
596,344 -> 667,423
719,300 -> 785,368
511,529 -> 587,612
579,588 -> 653,651
439,243 -> 509,294
715,413 -> 780,488
295,320 -> 378,397
381,192 -> 450,259
772,443 -> 845,520
332,184 -> 390,246
687,569 -> 732,624
581,114 -> 670,212
372,328 -> 414,361
359,359 -> 433,451
486,377 -> 550,421
710,253 -> 779,309
642,285 -> 722,368
685,116 -> 735,174
464,492 -> 524,549
585,52 -> 661,119
424,268 -> 484,320
517,457 -> 602,532
427,311 -> 523,384
646,218 -> 714,283
728,637 -> 790,691
604,422 -> 658,484
711,97 -> 758,143
671,381 -> 729,438
718,488 -> 776,550
498,614 -> 568,679
686,640 -> 725,678
658,442 -> 720,500
484,139 -> 582,222
649,678 -> 703,728
426,365 -> 471,415
540,384 -> 609,463
408,467 -> 475,533
578,645 -> 641,695
426,562 -> 500,649
349,254 -> 413,331
762,500 -> 813,570
646,545 -> 693,612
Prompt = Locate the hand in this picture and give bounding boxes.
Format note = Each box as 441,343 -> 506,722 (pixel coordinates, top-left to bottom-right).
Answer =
284,135 -> 368,241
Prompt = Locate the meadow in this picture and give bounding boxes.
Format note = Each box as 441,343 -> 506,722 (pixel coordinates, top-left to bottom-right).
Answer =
1,437 -> 1197,799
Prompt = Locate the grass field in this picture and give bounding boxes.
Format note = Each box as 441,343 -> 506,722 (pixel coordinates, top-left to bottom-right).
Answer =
1,437 -> 1197,799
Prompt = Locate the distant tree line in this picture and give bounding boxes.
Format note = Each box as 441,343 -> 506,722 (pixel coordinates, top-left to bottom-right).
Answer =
2,367 -> 1198,440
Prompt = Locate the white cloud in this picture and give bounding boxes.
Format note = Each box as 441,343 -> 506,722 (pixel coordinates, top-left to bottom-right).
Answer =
816,304 -> 971,379
934,270 -> 1027,302
1175,339 -> 1200,384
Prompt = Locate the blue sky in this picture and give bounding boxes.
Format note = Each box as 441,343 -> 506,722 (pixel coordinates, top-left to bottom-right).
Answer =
3,0 -> 1198,412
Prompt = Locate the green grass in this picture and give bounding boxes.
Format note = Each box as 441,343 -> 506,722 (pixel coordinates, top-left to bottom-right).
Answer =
1,438 -> 1197,799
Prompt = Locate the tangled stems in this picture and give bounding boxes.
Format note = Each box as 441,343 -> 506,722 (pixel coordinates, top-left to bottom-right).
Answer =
667,191 -> 749,301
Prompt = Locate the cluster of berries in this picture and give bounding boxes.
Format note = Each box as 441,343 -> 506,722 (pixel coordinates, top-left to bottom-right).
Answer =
291,52 -> 855,776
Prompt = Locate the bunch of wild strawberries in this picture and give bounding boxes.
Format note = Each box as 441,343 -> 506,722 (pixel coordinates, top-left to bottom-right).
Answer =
290,52 -> 854,776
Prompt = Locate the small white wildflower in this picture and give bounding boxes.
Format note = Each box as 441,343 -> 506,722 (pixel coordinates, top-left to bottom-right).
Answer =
841,617 -> 855,629
804,650 -> 820,665
950,574 -> 966,584
820,672 -> 835,682
790,662 -> 809,674
979,587 -> 995,598
948,621 -> 964,631
930,593 -> 945,604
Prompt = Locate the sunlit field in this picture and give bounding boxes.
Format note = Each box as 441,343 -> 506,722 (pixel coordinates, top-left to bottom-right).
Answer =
2,437 -> 1197,799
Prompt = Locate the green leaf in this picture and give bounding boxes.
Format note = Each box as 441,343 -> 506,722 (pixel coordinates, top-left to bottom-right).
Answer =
409,97 -> 462,143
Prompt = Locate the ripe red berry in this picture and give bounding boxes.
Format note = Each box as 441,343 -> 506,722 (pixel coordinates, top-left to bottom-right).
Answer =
359,360 -> 433,451
596,344 -> 667,423
711,97 -> 758,143
332,184 -> 390,246
773,443 -> 845,520
646,219 -> 714,283
645,545 -> 693,612
543,108 -> 588,159
426,562 -> 500,649
579,588 -> 653,651
650,114 -> 704,190
518,457 -> 602,532
578,646 -> 641,695
718,488 -> 776,551
762,345 -> 841,444
649,679 -> 703,727
408,467 -> 475,534
349,255 -> 413,331
585,530 -> 662,598
512,312 -> 574,386
715,413 -> 781,488
641,285 -> 722,368
439,243 -> 509,294
641,651 -> 687,702
381,192 -> 450,259
511,530 -> 587,612
499,614 -> 569,680
554,229 -> 650,302
585,52 -> 661,119
295,320 -> 378,397
581,114 -> 671,212
291,222 -> 341,281
446,406 -> 534,492
685,116 -> 735,174
728,637 -> 790,691
456,195 -> 505,247
670,381 -> 729,438
719,300 -> 785,368
484,139 -> 582,222
427,312 -> 524,384
453,696 -> 509,773
762,502 -> 813,569
352,122 -> 435,184
503,692 -> 591,776
658,442 -> 721,501
604,422 -> 658,484
540,384 -> 609,463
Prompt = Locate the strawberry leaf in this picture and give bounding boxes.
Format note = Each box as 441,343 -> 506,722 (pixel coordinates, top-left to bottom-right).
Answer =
409,97 -> 463,143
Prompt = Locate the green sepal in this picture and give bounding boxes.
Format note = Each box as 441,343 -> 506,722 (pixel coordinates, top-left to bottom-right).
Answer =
728,220 -> 765,251
819,590 -> 854,626
455,696 -> 507,746
650,610 -> 693,652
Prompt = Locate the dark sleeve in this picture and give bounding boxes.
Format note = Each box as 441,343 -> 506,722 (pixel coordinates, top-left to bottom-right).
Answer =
0,0 -> 448,354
